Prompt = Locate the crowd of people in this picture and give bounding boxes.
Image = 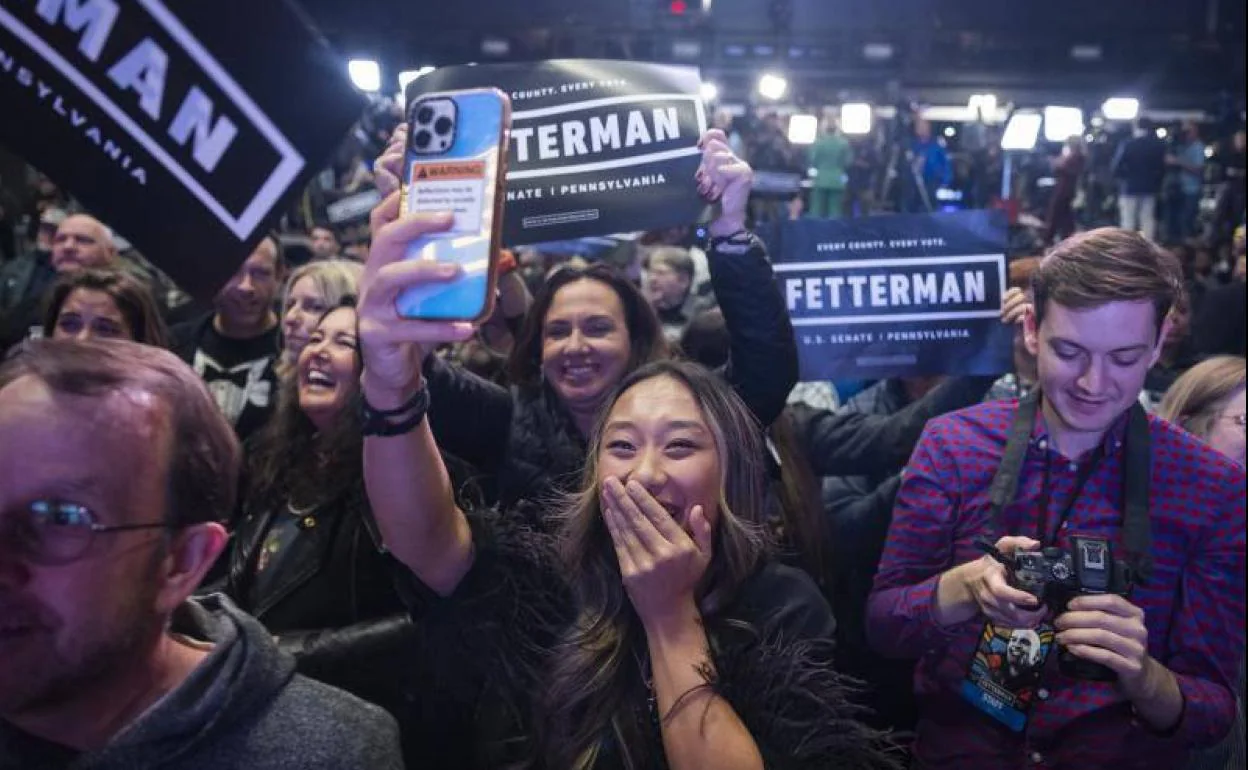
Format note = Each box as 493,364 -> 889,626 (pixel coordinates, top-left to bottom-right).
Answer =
718,106 -> 1246,264
0,109 -> 1245,770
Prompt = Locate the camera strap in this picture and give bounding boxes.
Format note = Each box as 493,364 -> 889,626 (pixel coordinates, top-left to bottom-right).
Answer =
987,391 -> 1155,585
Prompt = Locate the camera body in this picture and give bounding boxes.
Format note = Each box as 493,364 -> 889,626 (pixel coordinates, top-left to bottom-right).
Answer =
1006,536 -> 1133,681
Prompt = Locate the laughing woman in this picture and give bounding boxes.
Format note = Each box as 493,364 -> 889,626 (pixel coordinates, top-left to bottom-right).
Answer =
221,299 -> 429,761
354,198 -> 902,769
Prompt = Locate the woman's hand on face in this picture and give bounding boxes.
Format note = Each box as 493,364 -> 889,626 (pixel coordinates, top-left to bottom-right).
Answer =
601,476 -> 713,630
374,124 -> 408,198
358,191 -> 475,405
697,129 -> 754,238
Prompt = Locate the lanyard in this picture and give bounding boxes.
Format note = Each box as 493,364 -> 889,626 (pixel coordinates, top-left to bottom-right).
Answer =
988,390 -> 1156,585
1036,442 -> 1109,546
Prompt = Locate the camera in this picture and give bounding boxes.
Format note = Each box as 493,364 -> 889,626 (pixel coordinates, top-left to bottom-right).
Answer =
409,97 -> 457,155
987,536 -> 1134,682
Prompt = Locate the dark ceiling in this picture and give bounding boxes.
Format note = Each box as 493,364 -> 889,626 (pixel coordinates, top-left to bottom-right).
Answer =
297,0 -> 1246,112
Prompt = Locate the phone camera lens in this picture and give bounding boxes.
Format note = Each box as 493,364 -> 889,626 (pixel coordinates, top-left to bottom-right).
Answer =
414,130 -> 432,150
416,107 -> 434,125
434,117 -> 453,136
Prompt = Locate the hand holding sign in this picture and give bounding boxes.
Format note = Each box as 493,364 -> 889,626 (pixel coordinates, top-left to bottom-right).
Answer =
698,129 -> 753,238
1000,287 -> 1032,327
358,193 -> 475,407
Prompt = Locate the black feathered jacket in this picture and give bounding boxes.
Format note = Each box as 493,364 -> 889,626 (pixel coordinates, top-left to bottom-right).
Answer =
392,507 -> 905,770
421,234 -> 800,519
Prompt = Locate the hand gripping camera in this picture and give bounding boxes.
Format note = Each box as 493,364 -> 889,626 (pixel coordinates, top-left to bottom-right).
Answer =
980,536 -> 1135,682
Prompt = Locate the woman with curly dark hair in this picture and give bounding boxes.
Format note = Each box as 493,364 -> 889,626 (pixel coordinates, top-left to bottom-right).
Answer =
219,299 -> 433,764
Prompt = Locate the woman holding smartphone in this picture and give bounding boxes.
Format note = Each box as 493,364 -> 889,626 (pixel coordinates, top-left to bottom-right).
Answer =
352,195 -> 902,768
374,127 -> 800,520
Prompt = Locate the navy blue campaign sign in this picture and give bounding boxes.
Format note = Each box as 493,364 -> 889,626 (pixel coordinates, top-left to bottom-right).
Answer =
409,60 -> 708,246
769,210 -> 1013,381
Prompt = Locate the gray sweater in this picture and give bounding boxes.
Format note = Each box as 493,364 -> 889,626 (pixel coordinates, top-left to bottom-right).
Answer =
0,594 -> 404,770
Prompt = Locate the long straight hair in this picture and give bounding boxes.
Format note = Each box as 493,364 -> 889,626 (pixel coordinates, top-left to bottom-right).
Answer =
541,360 -> 772,769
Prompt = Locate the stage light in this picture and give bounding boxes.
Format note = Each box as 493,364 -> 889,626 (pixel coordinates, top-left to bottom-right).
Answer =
944,126 -> 957,138
1001,112 -> 1042,150
757,73 -> 788,100
842,103 -> 872,135
398,67 -> 435,93
968,93 -> 998,119
700,82 -> 719,102
672,40 -> 701,59
670,0 -> 688,14
481,37 -> 510,57
788,114 -> 818,144
1205,146 -> 1215,158
1043,106 -> 1084,142
348,59 -> 381,93
1156,127 -> 1168,140
863,43 -> 894,62
1101,97 -> 1140,121
1070,44 -> 1102,62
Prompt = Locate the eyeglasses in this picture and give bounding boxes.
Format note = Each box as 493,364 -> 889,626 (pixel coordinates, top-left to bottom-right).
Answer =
2,500 -> 169,566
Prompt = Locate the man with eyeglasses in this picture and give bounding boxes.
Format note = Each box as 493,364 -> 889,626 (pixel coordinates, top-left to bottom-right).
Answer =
0,340 -> 402,769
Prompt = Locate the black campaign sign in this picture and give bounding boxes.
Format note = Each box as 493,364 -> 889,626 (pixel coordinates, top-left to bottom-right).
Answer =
408,60 -> 708,246
0,0 -> 365,296
769,210 -> 1013,380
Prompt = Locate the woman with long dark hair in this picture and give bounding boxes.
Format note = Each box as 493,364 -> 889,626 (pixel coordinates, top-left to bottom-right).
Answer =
352,199 -> 902,769
373,127 -> 800,520
224,299 -> 403,642
219,299 -> 428,762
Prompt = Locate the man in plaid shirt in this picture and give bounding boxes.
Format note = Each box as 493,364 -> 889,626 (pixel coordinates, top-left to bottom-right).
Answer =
868,229 -> 1246,769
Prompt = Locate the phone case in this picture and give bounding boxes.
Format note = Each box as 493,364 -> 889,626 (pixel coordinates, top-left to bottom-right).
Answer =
397,88 -> 510,322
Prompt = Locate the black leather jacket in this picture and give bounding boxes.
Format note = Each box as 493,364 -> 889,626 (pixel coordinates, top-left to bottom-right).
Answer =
423,232 -> 800,519
222,488 -> 415,714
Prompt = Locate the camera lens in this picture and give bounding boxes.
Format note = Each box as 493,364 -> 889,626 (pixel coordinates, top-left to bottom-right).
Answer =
434,117 -> 453,136
416,107 -> 434,125
414,130 -> 432,150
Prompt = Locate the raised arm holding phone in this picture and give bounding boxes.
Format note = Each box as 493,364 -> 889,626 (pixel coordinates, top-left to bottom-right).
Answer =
356,142 -> 901,768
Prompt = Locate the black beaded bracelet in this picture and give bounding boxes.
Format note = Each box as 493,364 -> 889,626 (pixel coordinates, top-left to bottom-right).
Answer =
707,229 -> 756,253
361,386 -> 430,438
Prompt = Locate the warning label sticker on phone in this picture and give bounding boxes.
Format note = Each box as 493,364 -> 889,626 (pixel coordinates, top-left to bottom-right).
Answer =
407,160 -> 489,234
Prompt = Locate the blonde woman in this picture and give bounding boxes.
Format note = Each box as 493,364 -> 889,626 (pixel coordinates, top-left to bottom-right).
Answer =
1157,355 -> 1246,467
1158,355 -> 1245,770
276,259 -> 363,379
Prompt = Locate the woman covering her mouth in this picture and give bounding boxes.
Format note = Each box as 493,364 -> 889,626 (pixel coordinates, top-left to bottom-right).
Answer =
371,126 -> 800,526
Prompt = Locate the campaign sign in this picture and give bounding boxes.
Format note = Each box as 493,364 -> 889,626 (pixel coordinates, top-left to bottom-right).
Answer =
770,210 -> 1013,380
0,0 -> 366,296
407,59 -> 709,246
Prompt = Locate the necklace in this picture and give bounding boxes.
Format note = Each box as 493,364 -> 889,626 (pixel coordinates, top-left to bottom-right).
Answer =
286,500 -> 319,518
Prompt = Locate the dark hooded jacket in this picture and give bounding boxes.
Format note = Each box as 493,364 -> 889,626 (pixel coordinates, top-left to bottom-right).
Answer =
0,595 -> 403,770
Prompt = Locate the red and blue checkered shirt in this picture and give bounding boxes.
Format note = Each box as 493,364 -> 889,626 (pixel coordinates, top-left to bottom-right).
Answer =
867,398 -> 1246,770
